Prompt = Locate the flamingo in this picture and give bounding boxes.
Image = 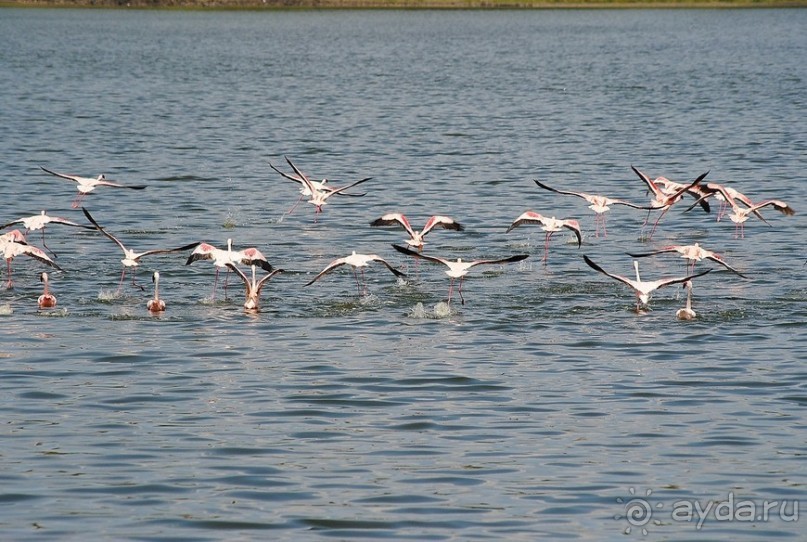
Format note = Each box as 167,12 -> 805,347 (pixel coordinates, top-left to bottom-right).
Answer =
626,243 -> 747,278
726,199 -> 795,238
269,157 -> 371,220
1,210 -> 95,257
1,230 -> 62,289
532,180 -> 651,238
37,272 -> 57,309
369,213 -> 464,251
392,244 -> 529,306
677,181 -> 761,222
82,208 -> 200,292
505,211 -> 582,262
305,251 -> 406,296
676,280 -> 697,321
631,166 -> 709,239
226,263 -> 285,313
147,271 -> 166,313
583,255 -> 711,312
186,239 -> 274,298
40,166 -> 146,208
268,159 -> 366,215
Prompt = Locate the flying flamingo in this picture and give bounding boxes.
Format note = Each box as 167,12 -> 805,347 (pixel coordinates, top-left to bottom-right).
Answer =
82,208 -> 200,292
532,180 -> 651,238
37,272 -> 57,309
1,229 -> 62,289
369,213 -> 464,251
392,244 -> 528,306
676,281 -> 697,321
268,159 -> 366,215
677,181 -> 761,222
186,239 -> 274,298
40,166 -> 147,209
583,255 -> 711,312
725,199 -> 795,238
682,184 -> 794,238
1,210 -> 95,257
269,157 -> 371,219
631,166 -> 709,239
226,263 -> 285,313
147,271 -> 166,313
626,243 -> 747,278
304,251 -> 406,296
506,211 -> 582,262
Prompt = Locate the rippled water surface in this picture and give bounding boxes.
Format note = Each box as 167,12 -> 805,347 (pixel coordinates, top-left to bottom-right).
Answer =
1,7 -> 805,541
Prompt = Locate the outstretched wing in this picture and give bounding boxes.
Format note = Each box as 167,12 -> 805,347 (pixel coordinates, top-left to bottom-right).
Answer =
649,269 -> 712,291
304,257 -> 349,286
468,254 -> 530,269
562,220 -> 583,248
533,179 -> 590,200
391,244 -> 451,266
370,213 -> 417,239
81,207 -> 129,254
368,255 -> 407,278
506,211 -> 546,233
138,241 -> 202,260
421,215 -> 464,236
583,255 -> 637,290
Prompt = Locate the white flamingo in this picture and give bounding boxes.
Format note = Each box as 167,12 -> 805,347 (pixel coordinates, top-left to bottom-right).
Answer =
1,210 -> 94,257
186,239 -> 274,298
583,255 -> 711,312
626,243 -> 747,278
82,208 -> 200,292
37,272 -> 57,309
393,244 -> 528,306
532,180 -> 651,238
370,213 -> 464,251
40,166 -> 146,208
305,251 -> 406,296
1,230 -> 62,289
631,166 -> 709,239
506,211 -> 582,262
147,271 -> 166,313
676,281 -> 697,320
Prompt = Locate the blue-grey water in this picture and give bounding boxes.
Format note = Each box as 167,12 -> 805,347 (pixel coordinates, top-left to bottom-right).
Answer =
1,7 -> 805,541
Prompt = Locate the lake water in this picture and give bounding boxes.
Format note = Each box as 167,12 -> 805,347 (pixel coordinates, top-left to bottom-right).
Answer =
0,7 -> 805,541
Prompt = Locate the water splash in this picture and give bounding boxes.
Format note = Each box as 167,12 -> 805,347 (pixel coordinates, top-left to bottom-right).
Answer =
0,304 -> 13,316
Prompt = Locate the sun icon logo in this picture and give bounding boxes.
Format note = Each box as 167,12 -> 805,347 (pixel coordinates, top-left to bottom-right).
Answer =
614,487 -> 664,536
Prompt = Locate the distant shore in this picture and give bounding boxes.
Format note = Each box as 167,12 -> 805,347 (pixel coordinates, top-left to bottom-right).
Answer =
3,0 -> 806,9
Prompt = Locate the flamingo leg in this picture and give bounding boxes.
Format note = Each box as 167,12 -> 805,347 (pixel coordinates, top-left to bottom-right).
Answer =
459,276 -> 465,305
647,208 -> 669,240
130,268 -> 144,291
447,278 -> 454,306
602,214 -> 608,238
286,195 -> 304,215
353,268 -> 362,296
543,232 -> 554,263
39,227 -> 58,258
71,192 -> 85,209
5,258 -> 13,289
117,268 -> 127,293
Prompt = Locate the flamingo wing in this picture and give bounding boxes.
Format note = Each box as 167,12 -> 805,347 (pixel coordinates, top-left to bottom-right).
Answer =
304,257 -> 350,286
562,220 -> 583,248
647,268 -> 712,291
370,213 -> 417,239
81,207 -> 129,254
421,215 -> 464,235
137,241 -> 203,260
506,211 -> 546,233
368,255 -> 407,278
583,255 -> 639,291
19,244 -> 63,271
467,254 -> 530,269
256,268 -> 285,294
533,179 -> 590,201
39,166 -> 82,182
705,253 -> 748,278
391,244 -> 451,267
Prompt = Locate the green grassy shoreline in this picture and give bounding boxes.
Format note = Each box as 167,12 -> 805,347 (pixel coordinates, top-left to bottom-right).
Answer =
2,0 -> 805,8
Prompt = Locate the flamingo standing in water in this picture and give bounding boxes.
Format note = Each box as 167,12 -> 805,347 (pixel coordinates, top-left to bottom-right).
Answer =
37,272 -> 57,309
40,166 -> 147,208
506,211 -> 582,262
1,210 -> 95,257
583,255 -> 711,312
305,251 -> 406,296
269,158 -> 367,215
393,244 -> 528,306
626,243 -> 747,278
186,239 -> 274,298
369,213 -> 464,251
532,180 -> 651,238
82,208 -> 200,292
269,156 -> 371,220
147,271 -> 166,313
676,280 -> 697,321
226,263 -> 285,313
631,166 -> 709,239
1,229 -> 62,289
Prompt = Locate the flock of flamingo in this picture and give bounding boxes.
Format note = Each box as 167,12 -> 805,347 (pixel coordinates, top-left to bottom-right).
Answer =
0,158 -> 796,317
